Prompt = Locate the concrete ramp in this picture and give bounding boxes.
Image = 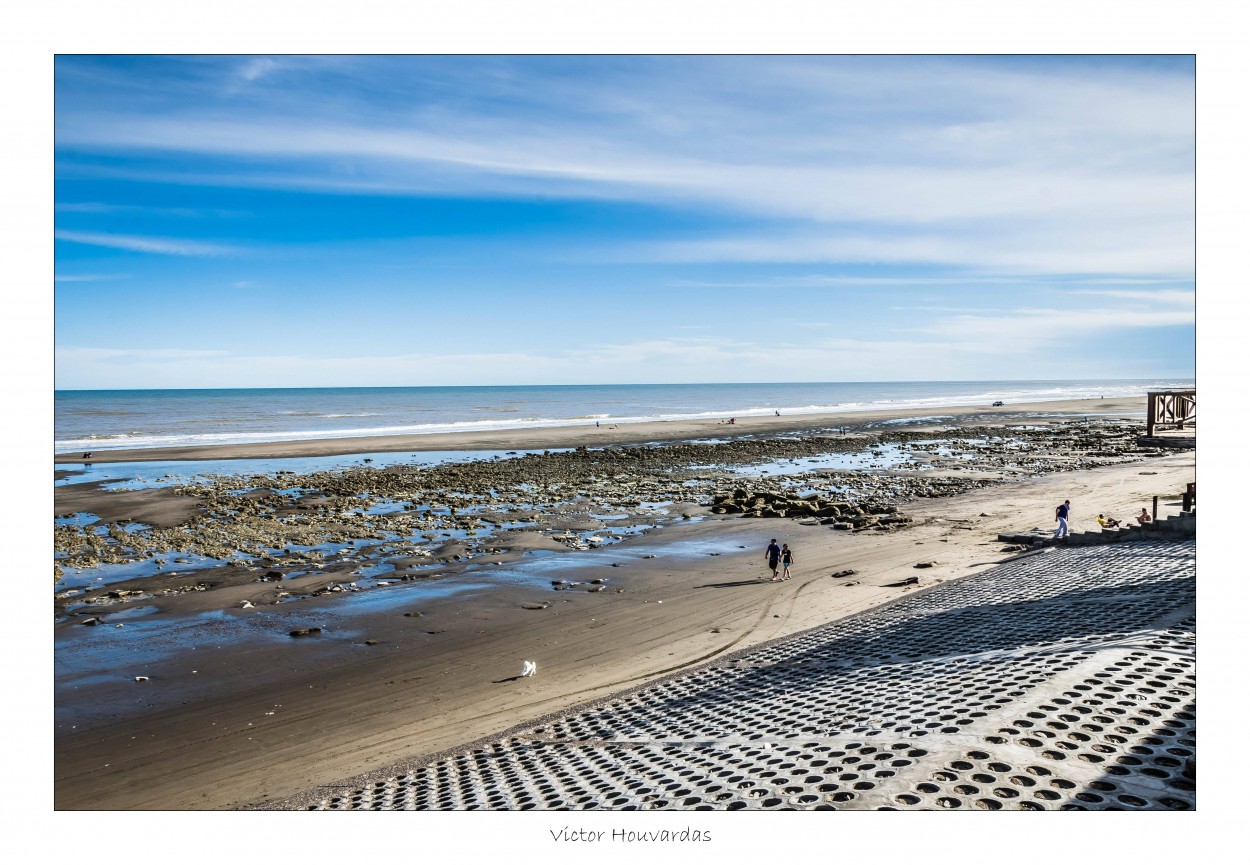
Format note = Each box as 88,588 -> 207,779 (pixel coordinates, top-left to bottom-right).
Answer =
277,540 -> 1195,811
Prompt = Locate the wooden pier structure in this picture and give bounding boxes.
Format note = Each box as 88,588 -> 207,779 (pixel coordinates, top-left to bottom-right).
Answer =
1146,390 -> 1196,437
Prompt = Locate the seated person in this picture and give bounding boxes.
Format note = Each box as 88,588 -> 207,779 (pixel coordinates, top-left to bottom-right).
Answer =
1096,514 -> 1122,528
1136,508 -> 1153,524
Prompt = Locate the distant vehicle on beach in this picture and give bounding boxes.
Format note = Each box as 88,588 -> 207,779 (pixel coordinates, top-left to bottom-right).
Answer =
992,401 -> 1005,407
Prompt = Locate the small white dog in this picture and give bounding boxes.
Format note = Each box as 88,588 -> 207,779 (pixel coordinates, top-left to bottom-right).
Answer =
521,660 -> 537,677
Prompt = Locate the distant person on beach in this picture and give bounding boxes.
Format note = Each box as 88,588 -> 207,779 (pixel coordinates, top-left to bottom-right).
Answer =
765,538 -> 781,580
729,417 -> 736,425
781,544 -> 794,579
1054,500 -> 1071,538
1137,508 -> 1153,524
595,421 -> 600,428
775,410 -> 780,417
1096,514 -> 1122,528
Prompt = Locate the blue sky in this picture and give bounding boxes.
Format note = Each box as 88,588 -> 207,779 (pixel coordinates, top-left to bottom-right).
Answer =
54,55 -> 1195,389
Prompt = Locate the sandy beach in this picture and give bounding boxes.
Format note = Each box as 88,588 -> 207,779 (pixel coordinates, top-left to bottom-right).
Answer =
52,395 -> 1195,810
53,396 -> 1142,464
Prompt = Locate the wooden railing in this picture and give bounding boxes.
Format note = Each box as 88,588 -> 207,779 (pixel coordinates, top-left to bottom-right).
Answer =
1146,390 -> 1196,437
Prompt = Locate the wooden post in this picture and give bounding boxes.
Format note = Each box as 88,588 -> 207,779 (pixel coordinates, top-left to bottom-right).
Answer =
1152,495 -> 1158,521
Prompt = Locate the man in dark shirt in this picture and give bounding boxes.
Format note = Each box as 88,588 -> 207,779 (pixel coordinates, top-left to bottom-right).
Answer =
765,539 -> 782,580
1054,500 -> 1071,538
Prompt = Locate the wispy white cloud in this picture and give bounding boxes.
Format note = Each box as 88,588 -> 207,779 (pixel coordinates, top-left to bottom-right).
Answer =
667,274 -> 1197,291
54,273 -> 127,283
56,293 -> 1193,389
1069,288 -> 1195,304
669,275 -> 1032,289
50,57 -> 1195,389
56,202 -> 250,218
630,216 -> 1194,277
54,56 -> 1193,278
57,346 -> 232,362
904,301 -> 1194,359
237,58 -> 281,83
54,230 -> 238,257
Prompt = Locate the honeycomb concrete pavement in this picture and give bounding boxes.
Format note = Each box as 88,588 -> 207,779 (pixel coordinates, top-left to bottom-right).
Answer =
281,539 -> 1195,811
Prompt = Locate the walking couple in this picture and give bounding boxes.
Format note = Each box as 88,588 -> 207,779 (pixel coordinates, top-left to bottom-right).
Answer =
764,538 -> 794,581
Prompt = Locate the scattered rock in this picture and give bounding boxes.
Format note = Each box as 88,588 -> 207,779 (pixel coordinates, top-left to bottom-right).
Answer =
403,611 -> 424,618
364,639 -> 379,645
521,602 -> 550,610
134,676 -> 149,682
81,617 -> 101,626
289,627 -> 322,637
914,561 -> 938,569
830,569 -> 856,578
52,418 -> 1149,617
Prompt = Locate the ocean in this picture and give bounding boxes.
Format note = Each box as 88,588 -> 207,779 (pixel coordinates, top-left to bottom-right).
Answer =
54,379 -> 1193,453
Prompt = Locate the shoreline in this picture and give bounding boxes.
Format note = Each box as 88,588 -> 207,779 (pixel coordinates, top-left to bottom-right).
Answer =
54,395 -> 1143,464
53,398 -> 1193,809
54,451 -> 1196,809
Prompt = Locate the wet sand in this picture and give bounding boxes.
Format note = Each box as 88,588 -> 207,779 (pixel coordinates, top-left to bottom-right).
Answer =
54,440 -> 1193,809
53,396 -> 1143,464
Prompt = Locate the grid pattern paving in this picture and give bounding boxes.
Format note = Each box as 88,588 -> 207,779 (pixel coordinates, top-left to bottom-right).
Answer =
299,540 -> 1195,811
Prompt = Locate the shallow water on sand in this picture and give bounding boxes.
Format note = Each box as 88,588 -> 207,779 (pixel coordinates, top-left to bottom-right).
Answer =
55,379 -> 1184,452
53,525 -> 756,729
56,447 -> 561,490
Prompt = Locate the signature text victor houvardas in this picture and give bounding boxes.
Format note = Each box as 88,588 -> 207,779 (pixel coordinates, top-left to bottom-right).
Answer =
550,826 -> 712,843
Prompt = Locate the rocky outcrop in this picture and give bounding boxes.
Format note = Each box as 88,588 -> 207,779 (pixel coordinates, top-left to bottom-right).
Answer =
709,488 -> 912,530
54,419 -> 1159,612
